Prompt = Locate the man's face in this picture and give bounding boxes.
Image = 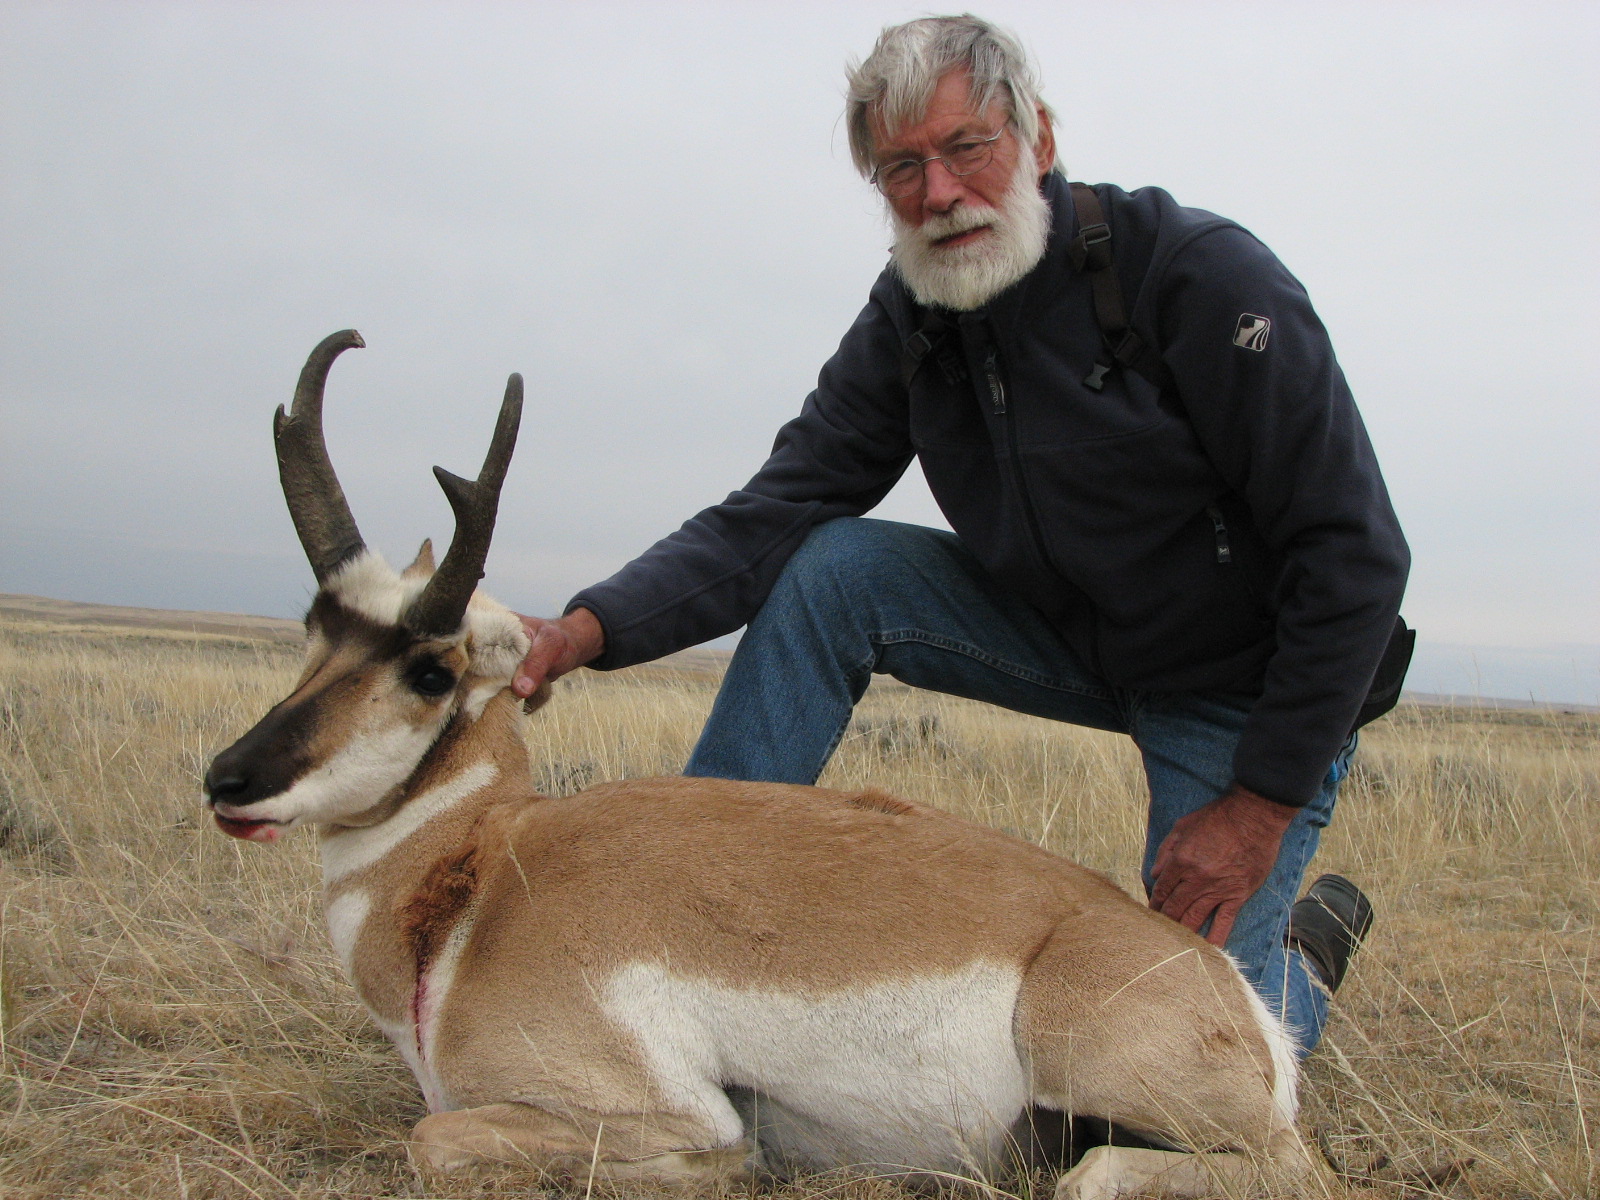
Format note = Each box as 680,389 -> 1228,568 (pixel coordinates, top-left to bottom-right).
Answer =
870,69 -> 1046,235
872,70 -> 1056,311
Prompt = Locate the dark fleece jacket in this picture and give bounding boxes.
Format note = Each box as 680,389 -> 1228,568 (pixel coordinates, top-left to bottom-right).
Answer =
570,172 -> 1409,807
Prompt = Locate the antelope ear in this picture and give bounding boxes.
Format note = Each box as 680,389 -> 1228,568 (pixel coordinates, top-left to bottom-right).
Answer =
402,538 -> 437,579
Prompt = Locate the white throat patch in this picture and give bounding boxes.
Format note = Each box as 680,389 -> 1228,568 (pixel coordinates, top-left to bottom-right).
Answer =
321,761 -> 500,885
323,888 -> 372,977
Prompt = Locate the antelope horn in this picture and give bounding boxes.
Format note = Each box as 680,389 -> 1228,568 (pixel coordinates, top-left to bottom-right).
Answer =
273,330 -> 367,583
404,373 -> 523,637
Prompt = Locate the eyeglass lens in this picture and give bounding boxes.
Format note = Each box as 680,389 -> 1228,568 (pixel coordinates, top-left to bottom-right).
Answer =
876,134 -> 998,197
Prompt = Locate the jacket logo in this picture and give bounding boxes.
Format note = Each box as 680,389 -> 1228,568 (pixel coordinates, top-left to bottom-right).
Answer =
1234,314 -> 1271,351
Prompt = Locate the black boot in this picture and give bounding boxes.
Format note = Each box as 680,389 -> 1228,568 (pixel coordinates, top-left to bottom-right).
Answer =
1286,874 -> 1374,993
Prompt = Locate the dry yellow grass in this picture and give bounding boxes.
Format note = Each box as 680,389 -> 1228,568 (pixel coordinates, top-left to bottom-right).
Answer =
0,611 -> 1594,1199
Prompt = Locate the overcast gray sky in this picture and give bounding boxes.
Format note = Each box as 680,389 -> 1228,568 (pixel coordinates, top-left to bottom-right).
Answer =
2,1 -> 1596,703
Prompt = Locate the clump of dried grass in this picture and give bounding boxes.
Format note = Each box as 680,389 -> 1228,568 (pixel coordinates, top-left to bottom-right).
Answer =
0,615 -> 1593,1198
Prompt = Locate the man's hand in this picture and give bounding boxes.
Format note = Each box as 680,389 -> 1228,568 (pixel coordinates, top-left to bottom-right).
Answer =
511,608 -> 605,699
1148,783 -> 1299,948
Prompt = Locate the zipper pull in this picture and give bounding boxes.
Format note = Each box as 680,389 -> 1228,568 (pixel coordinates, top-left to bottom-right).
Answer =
984,349 -> 1007,414
1205,504 -> 1233,563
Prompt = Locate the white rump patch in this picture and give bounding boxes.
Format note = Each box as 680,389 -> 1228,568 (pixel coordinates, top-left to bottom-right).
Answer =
1234,968 -> 1300,1130
321,761 -> 499,885
601,960 -> 1028,1174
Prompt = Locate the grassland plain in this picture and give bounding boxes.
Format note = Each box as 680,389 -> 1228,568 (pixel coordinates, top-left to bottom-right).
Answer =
0,604 -> 1593,1199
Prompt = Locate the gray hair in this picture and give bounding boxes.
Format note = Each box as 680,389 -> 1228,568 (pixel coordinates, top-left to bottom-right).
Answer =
845,14 -> 1054,177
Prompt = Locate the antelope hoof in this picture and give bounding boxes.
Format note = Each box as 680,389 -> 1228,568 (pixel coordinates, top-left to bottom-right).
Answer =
1054,1145 -> 1119,1200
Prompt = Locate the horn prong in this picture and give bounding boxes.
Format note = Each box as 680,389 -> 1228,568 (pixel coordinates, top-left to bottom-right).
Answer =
404,373 -> 524,636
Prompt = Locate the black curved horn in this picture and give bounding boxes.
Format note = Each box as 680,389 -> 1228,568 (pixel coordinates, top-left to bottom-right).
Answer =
404,372 -> 523,636
273,330 -> 367,583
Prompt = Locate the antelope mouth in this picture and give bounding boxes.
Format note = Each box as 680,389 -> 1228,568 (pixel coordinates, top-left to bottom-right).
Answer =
212,809 -> 286,843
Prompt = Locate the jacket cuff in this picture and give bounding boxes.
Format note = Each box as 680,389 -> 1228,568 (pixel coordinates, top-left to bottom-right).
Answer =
564,592 -> 630,672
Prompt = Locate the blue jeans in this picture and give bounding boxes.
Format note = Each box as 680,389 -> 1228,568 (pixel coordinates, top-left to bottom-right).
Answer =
686,518 -> 1350,1056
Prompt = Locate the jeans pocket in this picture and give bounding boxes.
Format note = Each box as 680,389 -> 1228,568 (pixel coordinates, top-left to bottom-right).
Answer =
1306,732 -> 1360,829
1329,731 -> 1360,784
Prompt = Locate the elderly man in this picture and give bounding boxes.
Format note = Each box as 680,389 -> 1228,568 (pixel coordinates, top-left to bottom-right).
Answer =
512,15 -> 1409,1058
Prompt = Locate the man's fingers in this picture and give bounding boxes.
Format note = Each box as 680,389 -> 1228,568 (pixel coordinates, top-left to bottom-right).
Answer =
512,618 -> 562,697
1149,869 -> 1175,910
1148,826 -> 1185,903
1153,873 -> 1250,943
1150,849 -> 1172,898
1206,900 -> 1242,948
1152,875 -> 1207,927
1167,891 -> 1218,936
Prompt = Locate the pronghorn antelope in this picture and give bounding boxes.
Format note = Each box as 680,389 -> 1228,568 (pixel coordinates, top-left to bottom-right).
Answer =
205,331 -> 1329,1199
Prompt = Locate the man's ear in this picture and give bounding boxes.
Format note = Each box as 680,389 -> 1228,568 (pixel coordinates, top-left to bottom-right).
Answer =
1033,104 -> 1057,177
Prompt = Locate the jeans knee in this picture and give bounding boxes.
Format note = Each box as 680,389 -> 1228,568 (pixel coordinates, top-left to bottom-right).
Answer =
789,516 -> 881,567
780,518 -> 925,595
760,519 -> 863,625
766,518 -> 957,637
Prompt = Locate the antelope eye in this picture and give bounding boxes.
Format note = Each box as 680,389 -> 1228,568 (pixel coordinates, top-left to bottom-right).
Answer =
408,663 -> 457,698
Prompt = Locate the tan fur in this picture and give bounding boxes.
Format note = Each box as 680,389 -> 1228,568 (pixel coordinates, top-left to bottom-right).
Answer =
213,552 -> 1328,1200
846,786 -> 918,815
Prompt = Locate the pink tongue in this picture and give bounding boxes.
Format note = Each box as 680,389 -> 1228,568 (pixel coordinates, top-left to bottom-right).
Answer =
215,813 -> 281,844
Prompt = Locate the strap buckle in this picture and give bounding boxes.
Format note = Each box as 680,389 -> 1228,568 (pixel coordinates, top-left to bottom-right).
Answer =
1070,222 -> 1113,272
1111,330 -> 1146,365
905,330 -> 935,363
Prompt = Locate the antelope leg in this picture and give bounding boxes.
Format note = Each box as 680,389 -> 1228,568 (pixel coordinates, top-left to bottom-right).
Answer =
409,1101 -> 749,1186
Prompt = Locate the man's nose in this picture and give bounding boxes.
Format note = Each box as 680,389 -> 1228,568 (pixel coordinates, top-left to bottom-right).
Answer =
921,158 -> 966,214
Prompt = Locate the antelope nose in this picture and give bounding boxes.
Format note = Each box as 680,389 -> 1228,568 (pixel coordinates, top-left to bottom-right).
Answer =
205,765 -> 250,801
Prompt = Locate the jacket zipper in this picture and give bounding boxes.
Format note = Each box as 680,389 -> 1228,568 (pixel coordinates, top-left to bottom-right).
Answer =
984,348 -> 1007,414
984,339 -> 1105,672
988,342 -> 1056,575
985,348 -> 1047,559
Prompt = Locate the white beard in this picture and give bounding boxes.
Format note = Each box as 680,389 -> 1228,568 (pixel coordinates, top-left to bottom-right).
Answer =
888,149 -> 1052,312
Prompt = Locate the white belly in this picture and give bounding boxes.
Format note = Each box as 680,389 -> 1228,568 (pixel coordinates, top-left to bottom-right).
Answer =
601,960 -> 1030,1176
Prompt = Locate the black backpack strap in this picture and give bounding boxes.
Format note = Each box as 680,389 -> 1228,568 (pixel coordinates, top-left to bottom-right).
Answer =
1068,182 -> 1171,393
901,326 -> 937,389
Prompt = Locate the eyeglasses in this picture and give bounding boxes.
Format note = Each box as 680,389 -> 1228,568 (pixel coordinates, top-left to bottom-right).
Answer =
869,129 -> 1006,198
